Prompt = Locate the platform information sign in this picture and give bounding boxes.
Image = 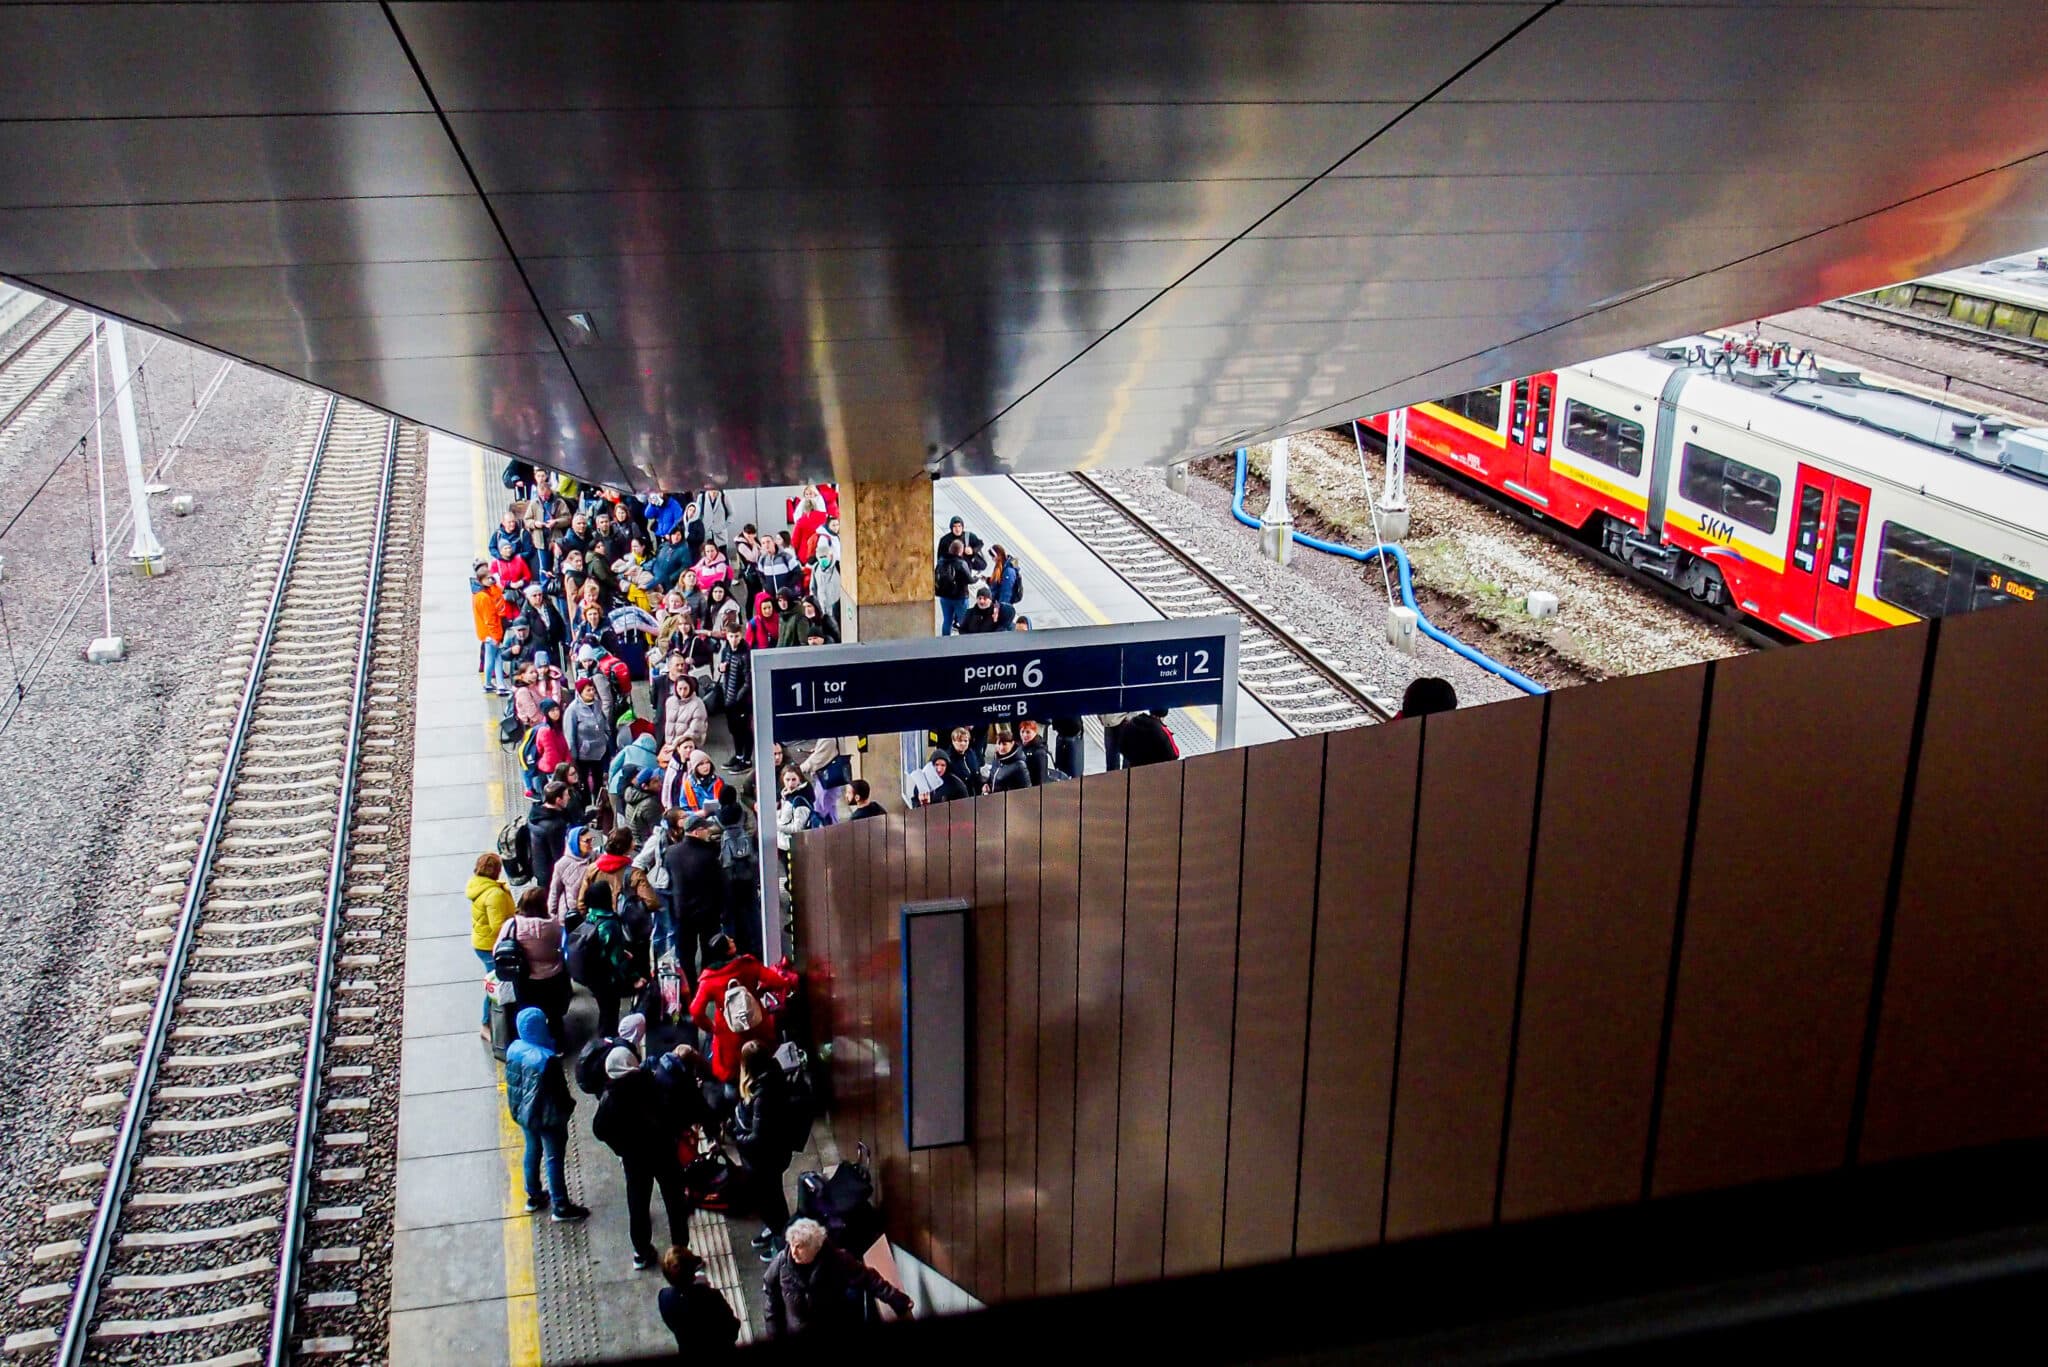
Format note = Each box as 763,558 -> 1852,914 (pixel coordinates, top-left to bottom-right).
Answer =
766,631 -> 1233,742
748,615 -> 1240,958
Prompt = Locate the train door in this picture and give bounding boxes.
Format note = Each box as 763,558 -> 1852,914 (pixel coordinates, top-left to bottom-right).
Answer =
1814,475 -> 1871,636
1503,374 -> 1556,503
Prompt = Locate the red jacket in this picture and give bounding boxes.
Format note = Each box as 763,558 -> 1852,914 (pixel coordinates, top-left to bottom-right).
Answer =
689,955 -> 799,1082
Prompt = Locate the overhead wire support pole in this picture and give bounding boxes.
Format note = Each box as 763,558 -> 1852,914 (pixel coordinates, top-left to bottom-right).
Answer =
103,319 -> 164,570
53,396 -> 338,1367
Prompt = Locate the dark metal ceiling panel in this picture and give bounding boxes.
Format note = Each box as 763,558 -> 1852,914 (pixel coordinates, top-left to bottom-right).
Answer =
4,1 -> 2048,492
0,3 -> 428,119
0,115 -> 474,209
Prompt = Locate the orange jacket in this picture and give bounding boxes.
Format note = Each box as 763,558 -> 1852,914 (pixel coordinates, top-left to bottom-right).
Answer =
472,584 -> 508,643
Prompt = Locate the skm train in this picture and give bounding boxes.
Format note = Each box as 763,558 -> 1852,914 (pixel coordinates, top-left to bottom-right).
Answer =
1360,336 -> 2048,640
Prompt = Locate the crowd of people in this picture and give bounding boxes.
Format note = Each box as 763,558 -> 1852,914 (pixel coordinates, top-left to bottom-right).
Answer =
466,466 -> 911,1351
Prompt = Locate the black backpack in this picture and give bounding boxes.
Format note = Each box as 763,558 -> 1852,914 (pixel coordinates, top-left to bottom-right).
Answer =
575,1036 -> 628,1097
934,557 -> 967,598
496,818 -> 532,883
1010,562 -> 1024,605
779,1045 -> 817,1153
797,1141 -> 880,1253
497,693 -> 521,746
491,932 -> 528,983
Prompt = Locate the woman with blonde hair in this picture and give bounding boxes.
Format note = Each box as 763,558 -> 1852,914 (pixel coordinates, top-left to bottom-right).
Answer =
467,852 -> 516,1038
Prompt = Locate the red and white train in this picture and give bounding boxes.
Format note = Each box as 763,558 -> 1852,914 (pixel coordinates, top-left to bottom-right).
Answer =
1360,337 -> 2048,640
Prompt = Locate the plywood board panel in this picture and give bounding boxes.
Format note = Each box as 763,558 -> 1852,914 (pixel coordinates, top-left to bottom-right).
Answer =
1073,771 -> 1130,1291
1654,624 -> 1926,1196
1223,735 -> 1326,1267
1034,780 -> 1083,1293
1162,747 -> 1247,1275
1385,696 -> 1545,1241
1001,787 -> 1043,1297
1114,761 -> 1183,1282
1501,665 -> 1704,1222
1864,606 -> 2048,1161
1295,722 -> 1419,1256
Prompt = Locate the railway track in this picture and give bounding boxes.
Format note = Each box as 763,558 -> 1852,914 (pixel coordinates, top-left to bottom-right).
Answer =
1011,471 -> 1392,729
1821,297 -> 2048,365
6,398 -> 412,1365
0,306 -> 93,440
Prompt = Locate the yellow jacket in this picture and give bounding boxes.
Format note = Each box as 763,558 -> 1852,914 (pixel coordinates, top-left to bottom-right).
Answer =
467,873 -> 515,951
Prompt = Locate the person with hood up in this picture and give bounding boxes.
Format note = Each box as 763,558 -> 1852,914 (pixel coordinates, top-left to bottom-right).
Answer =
625,768 -> 664,843
911,748 -> 970,805
790,485 -> 833,564
794,595 -> 839,646
935,515 -> 967,564
547,826 -> 597,923
662,674 -> 709,756
689,935 -> 800,1090
503,1008 -> 590,1221
468,853 -> 517,1035
744,591 -> 782,651
773,590 -> 807,647
808,532 -> 842,625
607,730 -> 660,804
643,525 -> 690,594
591,1046 -> 695,1271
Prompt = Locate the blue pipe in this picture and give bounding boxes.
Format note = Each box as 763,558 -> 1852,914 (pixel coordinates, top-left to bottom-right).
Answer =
1232,448 -> 1546,695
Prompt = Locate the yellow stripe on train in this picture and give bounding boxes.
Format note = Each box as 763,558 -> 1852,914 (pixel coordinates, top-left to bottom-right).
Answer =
1413,402 -> 1509,449
1549,458 -> 1650,511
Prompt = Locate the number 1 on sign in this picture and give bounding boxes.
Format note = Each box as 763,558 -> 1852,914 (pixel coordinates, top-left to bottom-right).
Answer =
790,681 -> 805,709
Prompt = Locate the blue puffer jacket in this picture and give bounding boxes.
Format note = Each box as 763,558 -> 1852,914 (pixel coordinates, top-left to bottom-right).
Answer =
504,1009 -> 571,1131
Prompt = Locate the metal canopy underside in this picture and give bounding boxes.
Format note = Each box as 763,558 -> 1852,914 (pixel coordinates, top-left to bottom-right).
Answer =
7,2 -> 2048,492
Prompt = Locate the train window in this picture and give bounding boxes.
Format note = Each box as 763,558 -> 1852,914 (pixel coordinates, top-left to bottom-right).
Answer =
1532,384 -> 1553,454
1973,561 -> 2042,609
1561,400 -> 1644,476
1678,443 -> 1781,533
1875,522 -> 1955,618
1436,387 -> 1502,431
1792,486 -> 1825,573
1511,379 -> 1530,444
1827,499 -> 1860,586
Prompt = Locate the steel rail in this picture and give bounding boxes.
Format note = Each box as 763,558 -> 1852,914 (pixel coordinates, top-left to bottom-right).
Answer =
53,393 -> 340,1367
266,414 -> 397,1363
0,317 -> 93,435
0,304 -> 75,380
1820,297 -> 2048,365
1016,471 -> 1394,724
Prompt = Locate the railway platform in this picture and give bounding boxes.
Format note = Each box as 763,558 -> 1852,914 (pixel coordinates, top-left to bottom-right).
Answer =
391,434 -> 777,1362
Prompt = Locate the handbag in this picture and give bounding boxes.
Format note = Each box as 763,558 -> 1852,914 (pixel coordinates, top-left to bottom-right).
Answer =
816,755 -> 852,789
489,973 -> 520,1006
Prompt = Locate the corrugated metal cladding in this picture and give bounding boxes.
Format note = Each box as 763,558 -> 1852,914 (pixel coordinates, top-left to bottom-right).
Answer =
791,601 -> 2048,1300
7,3 -> 2048,491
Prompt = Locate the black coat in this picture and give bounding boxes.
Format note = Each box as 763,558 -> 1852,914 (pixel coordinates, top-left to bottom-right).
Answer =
527,803 -> 570,891
1118,713 -> 1179,767
715,640 -> 752,709
986,747 -> 1032,793
1020,737 -> 1059,784
958,603 -> 1001,633
660,1281 -> 738,1357
662,836 -> 728,941
591,1068 -> 681,1166
763,1245 -> 912,1337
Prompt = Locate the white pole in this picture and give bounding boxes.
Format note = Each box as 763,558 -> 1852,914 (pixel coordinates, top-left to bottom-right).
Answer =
1377,408 -> 1412,542
105,321 -> 164,566
90,323 -> 114,638
1260,435 -> 1293,565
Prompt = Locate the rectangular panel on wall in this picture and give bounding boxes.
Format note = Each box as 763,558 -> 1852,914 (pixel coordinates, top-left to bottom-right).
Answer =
1864,606 -> 2048,1161
1653,624 -> 1927,1196
1223,735 -> 1326,1267
876,817 -> 912,1255
902,808 -> 932,1262
921,807 -> 957,1279
1001,788 -> 1043,1298
1072,770 -> 1130,1291
1114,761 -> 1183,1283
973,797 -> 1008,1302
1384,696 -> 1545,1241
1295,723 -> 1419,1256
1501,665 -> 1705,1222
1163,746 -> 1247,1275
1034,780 -> 1082,1294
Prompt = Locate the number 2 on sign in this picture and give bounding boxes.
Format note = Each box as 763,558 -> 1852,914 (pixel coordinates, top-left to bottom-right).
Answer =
1192,649 -> 1211,675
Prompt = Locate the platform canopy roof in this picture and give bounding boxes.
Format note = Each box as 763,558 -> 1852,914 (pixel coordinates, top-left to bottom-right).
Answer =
7,2 -> 2048,491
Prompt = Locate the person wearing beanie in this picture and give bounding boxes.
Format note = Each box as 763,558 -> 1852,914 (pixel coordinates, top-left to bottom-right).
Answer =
678,749 -> 725,813
625,765 -> 664,842
546,826 -> 597,923
592,1036 -> 695,1271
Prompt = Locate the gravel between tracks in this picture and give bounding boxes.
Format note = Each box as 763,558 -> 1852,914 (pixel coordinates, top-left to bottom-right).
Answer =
0,334 -> 316,1349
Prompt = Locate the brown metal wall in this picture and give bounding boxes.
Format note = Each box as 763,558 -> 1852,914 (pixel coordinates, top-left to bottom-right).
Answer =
789,603 -> 2048,1304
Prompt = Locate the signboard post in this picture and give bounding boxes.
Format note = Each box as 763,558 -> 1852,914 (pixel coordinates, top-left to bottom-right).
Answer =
749,615 -> 1240,959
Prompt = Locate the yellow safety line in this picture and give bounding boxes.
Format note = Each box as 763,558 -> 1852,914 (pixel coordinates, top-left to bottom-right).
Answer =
954,479 -> 1218,742
471,444 -> 543,1366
